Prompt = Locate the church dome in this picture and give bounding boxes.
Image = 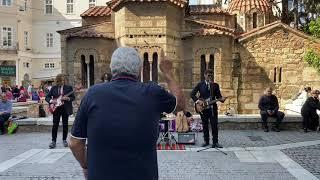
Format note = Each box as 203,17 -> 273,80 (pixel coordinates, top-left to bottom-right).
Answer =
227,0 -> 272,14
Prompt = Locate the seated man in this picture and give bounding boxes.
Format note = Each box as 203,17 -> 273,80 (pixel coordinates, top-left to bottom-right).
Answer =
0,92 -> 13,135
301,90 -> 320,132
258,87 -> 285,132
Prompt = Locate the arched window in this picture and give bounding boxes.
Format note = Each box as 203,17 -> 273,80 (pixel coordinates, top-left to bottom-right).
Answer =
81,55 -> 87,87
209,54 -> 214,72
200,54 -> 206,81
89,55 -> 95,86
234,14 -> 237,29
143,52 -> 150,82
253,13 -> 257,28
152,52 -> 158,82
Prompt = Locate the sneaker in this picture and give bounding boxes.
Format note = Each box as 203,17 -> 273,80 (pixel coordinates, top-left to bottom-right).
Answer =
263,126 -> 269,132
63,140 -> 68,147
49,141 -> 56,149
212,143 -> 223,148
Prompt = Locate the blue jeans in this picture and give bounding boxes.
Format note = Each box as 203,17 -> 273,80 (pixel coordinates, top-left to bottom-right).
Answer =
0,113 -> 11,133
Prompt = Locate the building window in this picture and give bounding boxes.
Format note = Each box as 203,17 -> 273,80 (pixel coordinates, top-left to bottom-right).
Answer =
200,55 -> 206,81
89,0 -> 96,7
24,0 -> 27,11
273,67 -> 277,83
46,33 -> 53,47
67,0 -> 74,14
44,63 -> 55,69
143,52 -> 150,82
23,62 -> 29,68
253,13 -> 257,28
234,14 -> 237,29
279,67 -> 282,83
24,31 -> 28,47
2,0 -> 11,6
152,52 -> 158,82
45,0 -> 53,14
2,27 -> 12,47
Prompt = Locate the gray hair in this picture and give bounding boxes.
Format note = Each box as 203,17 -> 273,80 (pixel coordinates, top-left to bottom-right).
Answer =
110,47 -> 142,77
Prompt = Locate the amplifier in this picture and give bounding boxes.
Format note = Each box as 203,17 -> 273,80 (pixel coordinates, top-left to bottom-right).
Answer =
177,133 -> 196,144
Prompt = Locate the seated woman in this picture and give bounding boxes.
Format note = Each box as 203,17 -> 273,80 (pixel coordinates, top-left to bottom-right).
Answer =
286,87 -> 311,115
301,90 -> 320,132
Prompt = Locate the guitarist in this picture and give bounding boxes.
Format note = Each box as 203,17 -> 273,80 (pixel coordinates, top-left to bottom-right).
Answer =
191,69 -> 226,148
45,74 -> 75,149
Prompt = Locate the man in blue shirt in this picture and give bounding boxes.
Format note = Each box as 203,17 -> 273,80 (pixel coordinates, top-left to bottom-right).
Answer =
0,92 -> 12,135
69,47 -> 185,180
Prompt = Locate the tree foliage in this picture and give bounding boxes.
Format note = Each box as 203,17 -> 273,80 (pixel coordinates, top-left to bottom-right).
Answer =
304,49 -> 320,72
303,17 -> 320,37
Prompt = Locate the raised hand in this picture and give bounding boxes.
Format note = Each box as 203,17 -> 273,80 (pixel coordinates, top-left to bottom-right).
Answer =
159,50 -> 174,80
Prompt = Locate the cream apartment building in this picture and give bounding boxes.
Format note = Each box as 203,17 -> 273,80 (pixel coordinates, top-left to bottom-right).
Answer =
0,0 -> 107,87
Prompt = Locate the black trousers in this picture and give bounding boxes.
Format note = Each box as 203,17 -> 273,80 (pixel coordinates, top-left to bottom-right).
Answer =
302,112 -> 319,131
260,111 -> 284,128
0,113 -> 11,132
52,106 -> 69,142
200,108 -> 218,143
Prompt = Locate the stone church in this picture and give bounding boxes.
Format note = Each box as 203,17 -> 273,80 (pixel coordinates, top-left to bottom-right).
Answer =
58,0 -> 320,114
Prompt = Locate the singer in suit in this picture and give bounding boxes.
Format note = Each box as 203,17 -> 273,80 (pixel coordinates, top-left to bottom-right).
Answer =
191,69 -> 226,148
45,74 -> 75,149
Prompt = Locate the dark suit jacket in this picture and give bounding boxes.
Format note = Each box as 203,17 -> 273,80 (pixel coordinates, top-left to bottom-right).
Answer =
190,81 -> 222,108
258,95 -> 279,112
301,97 -> 320,115
45,85 -> 75,115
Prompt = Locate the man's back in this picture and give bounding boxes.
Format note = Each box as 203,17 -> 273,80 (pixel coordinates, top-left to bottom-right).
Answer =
72,77 -> 176,180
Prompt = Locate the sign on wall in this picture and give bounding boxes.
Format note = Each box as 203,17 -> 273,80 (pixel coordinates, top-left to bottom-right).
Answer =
0,66 -> 16,76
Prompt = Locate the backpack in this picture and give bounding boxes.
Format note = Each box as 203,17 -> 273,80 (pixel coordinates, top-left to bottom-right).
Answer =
175,111 -> 189,133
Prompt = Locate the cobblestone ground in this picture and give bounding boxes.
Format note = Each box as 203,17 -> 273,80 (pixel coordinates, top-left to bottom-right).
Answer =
282,145 -> 320,179
0,131 -> 319,180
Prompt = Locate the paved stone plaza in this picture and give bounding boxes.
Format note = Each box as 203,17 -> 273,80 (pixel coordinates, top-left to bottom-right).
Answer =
0,130 -> 319,180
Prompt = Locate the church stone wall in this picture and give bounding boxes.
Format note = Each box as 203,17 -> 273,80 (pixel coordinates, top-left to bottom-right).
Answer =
238,27 -> 320,114
66,38 -> 116,86
182,35 -> 236,114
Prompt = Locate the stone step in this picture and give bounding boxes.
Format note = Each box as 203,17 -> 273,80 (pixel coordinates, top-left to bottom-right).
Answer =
13,114 -> 303,132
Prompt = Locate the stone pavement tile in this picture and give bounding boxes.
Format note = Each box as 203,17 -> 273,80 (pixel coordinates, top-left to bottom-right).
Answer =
158,152 -> 294,180
0,153 -> 84,180
190,130 -> 320,148
282,145 -> 320,179
0,150 -> 295,180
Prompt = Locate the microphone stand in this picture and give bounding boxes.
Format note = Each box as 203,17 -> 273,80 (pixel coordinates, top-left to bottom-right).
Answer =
197,80 -> 227,155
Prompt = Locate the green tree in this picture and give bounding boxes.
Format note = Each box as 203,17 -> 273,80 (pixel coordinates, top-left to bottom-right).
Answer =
304,49 -> 320,72
303,17 -> 320,37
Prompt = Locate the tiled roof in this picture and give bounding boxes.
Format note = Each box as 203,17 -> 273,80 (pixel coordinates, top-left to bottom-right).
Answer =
183,28 -> 235,37
237,21 -> 320,43
183,19 -> 235,38
228,0 -> 272,13
188,5 -> 231,15
58,22 -> 114,39
67,30 -> 114,39
107,0 -> 188,9
185,19 -> 235,34
81,6 -> 111,17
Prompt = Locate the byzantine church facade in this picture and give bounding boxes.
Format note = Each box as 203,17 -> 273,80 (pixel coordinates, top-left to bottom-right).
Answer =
58,0 -> 320,114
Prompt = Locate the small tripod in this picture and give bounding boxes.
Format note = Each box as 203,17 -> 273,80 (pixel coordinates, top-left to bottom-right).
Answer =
196,145 -> 228,155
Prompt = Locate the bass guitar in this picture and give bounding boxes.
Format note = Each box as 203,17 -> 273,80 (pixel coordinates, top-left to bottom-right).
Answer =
195,97 -> 227,114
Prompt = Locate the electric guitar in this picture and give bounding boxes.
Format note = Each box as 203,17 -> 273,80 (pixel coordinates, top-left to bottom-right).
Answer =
48,85 -> 81,113
194,97 -> 227,114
